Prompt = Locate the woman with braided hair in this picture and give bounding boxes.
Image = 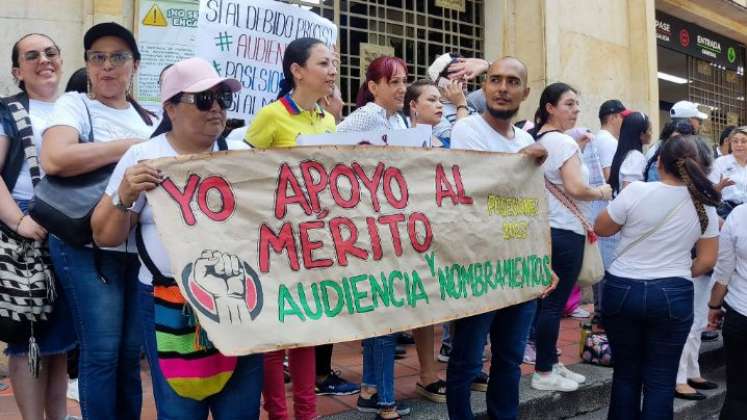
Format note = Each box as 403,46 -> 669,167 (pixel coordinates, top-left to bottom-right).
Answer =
594,134 -> 720,420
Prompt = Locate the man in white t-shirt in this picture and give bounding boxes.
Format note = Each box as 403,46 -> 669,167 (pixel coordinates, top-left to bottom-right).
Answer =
594,99 -> 626,180
447,56 -> 552,420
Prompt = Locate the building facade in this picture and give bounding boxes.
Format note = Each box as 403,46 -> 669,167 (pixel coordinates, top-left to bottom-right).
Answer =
1,0 -> 745,138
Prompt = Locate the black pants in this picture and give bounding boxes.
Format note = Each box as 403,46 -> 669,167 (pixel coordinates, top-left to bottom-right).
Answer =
721,305 -> 747,420
315,344 -> 333,376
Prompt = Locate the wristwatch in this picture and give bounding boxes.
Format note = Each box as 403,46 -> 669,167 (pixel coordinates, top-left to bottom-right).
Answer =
111,192 -> 130,212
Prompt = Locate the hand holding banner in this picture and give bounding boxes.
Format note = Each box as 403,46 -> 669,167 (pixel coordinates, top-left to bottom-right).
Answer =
146,144 -> 551,355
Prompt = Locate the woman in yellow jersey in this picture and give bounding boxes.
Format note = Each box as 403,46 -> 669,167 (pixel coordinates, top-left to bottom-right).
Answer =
245,38 -> 336,149
245,37 -> 337,420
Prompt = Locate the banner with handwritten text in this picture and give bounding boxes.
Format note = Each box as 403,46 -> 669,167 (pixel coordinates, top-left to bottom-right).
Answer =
146,145 -> 550,355
196,0 -> 337,121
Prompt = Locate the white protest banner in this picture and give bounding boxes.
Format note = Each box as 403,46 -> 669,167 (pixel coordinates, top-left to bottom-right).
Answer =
146,144 -> 551,355
197,0 -> 338,121
298,125 -> 432,147
136,0 -> 200,112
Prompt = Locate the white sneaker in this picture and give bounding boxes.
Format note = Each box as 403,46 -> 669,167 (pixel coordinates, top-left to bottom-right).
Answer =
553,363 -> 586,384
523,342 -> 536,365
569,307 -> 591,319
531,372 -> 578,392
66,378 -> 79,402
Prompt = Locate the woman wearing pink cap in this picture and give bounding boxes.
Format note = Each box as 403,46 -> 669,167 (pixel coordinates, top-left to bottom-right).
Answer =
91,57 -> 262,418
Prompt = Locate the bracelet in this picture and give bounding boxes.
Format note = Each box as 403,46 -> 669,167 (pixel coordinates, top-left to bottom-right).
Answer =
456,105 -> 469,112
708,303 -> 722,310
14,215 -> 25,232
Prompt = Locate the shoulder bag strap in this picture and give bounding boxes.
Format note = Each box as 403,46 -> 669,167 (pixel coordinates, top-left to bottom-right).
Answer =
135,223 -> 172,285
612,198 -> 689,262
0,95 -> 41,187
217,135 -> 228,151
80,96 -> 94,143
544,177 -> 595,236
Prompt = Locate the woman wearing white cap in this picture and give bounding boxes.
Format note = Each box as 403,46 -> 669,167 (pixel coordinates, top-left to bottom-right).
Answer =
91,57 -> 262,418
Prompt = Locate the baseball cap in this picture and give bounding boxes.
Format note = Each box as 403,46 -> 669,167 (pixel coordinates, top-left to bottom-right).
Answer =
160,57 -> 241,105
670,100 -> 708,120
598,99 -> 626,119
427,52 -> 460,82
84,22 -> 140,61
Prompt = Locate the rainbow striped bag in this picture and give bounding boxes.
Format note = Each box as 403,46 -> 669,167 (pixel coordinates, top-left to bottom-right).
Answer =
137,226 -> 237,400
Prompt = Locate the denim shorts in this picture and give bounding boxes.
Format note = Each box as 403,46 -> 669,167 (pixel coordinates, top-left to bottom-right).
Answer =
4,199 -> 77,356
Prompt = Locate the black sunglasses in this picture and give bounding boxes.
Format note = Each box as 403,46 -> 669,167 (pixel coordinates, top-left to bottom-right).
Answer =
178,89 -> 233,111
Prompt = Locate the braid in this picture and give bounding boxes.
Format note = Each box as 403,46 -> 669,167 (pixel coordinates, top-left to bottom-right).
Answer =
676,159 -> 708,234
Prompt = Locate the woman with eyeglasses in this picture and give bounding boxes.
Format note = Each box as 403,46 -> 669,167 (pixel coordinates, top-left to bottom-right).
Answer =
246,37 -> 340,420
91,56 -> 262,419
0,32 -> 77,420
40,22 -> 156,419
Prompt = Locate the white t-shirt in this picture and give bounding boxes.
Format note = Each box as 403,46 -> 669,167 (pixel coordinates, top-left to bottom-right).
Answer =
607,181 -> 719,279
105,133 -> 250,286
46,92 -> 158,252
619,149 -> 646,187
709,154 -> 747,204
713,204 -> 747,316
450,114 -> 534,153
594,129 -> 618,169
537,131 -> 590,236
0,99 -> 55,201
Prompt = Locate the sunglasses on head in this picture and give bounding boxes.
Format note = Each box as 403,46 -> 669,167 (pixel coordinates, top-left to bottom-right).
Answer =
22,47 -> 60,62
178,89 -> 233,111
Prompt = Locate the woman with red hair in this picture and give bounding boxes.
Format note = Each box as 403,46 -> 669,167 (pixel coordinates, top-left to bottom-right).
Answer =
337,56 -> 411,419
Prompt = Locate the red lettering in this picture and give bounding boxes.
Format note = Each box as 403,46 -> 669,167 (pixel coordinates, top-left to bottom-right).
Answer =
196,176 -> 235,222
383,167 -> 408,209
353,162 -> 384,212
435,164 -> 457,207
299,160 -> 328,214
408,212 -> 433,253
274,163 -> 311,219
258,223 -> 299,273
366,216 -> 383,260
299,221 -> 333,269
452,165 -> 474,205
329,164 -> 361,209
378,214 -> 405,256
329,217 -> 368,266
161,175 -> 200,226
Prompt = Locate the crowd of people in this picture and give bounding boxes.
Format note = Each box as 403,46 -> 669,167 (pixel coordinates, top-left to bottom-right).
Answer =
0,22 -> 745,420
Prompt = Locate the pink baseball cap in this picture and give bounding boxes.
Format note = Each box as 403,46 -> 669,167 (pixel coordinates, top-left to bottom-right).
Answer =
160,57 -> 241,105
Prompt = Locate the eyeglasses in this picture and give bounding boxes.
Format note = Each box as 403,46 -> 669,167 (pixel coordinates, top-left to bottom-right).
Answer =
85,51 -> 133,67
22,47 -> 60,62
178,89 -> 233,111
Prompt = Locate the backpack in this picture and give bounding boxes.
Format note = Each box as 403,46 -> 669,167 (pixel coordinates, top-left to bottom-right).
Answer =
0,95 -> 56,377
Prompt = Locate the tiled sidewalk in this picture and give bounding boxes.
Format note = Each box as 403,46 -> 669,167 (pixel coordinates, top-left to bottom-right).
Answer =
0,313 -> 587,419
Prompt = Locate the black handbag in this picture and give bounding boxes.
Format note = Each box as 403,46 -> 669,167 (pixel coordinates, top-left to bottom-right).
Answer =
0,96 -> 56,375
29,98 -> 113,247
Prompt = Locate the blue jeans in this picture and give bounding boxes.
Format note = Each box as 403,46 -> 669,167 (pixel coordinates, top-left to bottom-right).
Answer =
49,236 -> 142,420
361,334 -> 397,407
534,228 -> 584,372
446,300 -> 537,420
602,274 -> 693,420
139,283 -> 263,419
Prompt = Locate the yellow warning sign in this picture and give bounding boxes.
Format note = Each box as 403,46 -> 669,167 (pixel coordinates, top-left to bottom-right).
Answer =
143,4 -> 168,27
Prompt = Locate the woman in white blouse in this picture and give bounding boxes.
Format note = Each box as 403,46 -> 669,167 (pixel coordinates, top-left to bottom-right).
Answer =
607,112 -> 652,195
707,203 -> 747,419
709,126 -> 747,217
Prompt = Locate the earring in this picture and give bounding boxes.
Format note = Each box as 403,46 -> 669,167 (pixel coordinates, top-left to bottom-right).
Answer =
86,77 -> 94,99
126,76 -> 134,98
